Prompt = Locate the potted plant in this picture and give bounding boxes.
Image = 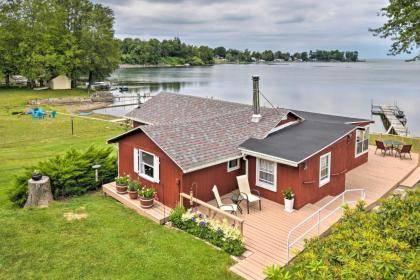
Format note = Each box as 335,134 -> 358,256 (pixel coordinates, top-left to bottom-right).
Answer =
128,180 -> 140,199
283,188 -> 295,213
31,169 -> 42,181
115,175 -> 129,194
138,186 -> 156,208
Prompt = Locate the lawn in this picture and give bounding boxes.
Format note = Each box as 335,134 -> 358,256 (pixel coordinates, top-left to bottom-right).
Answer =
0,88 -> 239,280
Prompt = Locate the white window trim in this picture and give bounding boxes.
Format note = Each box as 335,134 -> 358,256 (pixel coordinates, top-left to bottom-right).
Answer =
319,152 -> 331,187
355,126 -> 370,158
256,158 -> 277,192
137,149 -> 160,183
227,158 -> 240,172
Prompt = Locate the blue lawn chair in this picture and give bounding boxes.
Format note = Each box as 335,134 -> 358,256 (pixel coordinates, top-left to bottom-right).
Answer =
49,111 -> 57,118
35,111 -> 44,119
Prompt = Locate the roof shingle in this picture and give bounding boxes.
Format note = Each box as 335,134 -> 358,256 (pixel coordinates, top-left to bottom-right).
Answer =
122,92 -> 288,172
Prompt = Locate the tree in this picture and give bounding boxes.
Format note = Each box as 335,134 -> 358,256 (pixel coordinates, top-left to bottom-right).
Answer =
214,46 -> 226,58
82,3 -> 120,88
370,0 -> 420,56
0,1 -> 23,86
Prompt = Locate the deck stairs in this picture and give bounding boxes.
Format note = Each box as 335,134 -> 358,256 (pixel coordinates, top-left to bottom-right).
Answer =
400,167 -> 420,188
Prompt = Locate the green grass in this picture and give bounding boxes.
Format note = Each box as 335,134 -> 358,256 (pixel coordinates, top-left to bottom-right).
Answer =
0,87 -> 239,280
370,133 -> 420,153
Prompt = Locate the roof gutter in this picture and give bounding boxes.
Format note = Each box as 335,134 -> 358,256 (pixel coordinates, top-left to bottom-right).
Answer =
238,148 -> 299,167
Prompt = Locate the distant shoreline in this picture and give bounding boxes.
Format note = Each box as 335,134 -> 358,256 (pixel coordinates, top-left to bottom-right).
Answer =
119,60 -> 366,69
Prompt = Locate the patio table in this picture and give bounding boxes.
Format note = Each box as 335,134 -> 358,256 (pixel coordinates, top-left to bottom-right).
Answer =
231,193 -> 244,214
383,140 -> 403,155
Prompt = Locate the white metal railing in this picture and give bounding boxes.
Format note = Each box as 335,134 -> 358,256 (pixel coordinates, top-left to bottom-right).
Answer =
286,189 -> 365,264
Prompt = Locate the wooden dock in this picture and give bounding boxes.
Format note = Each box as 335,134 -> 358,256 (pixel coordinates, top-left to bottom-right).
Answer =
102,182 -> 171,224
371,103 -> 409,136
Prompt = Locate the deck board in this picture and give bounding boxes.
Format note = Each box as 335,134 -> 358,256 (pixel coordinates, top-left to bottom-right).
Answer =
102,182 -> 171,224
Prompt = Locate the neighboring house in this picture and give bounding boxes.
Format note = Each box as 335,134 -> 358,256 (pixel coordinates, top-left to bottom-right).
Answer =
49,75 -> 71,90
108,76 -> 372,209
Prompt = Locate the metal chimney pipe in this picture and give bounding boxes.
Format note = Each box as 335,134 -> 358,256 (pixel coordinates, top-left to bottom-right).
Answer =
251,75 -> 262,123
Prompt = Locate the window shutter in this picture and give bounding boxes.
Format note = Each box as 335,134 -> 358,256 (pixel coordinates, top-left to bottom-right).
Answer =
134,148 -> 139,173
154,156 -> 160,183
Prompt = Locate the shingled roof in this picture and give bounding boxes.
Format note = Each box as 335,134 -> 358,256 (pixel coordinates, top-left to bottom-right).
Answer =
239,110 -> 371,166
110,92 -> 289,172
109,92 -> 371,172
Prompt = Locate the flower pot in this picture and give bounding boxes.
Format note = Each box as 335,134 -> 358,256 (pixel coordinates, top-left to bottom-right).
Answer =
139,197 -> 154,209
31,174 -> 42,181
284,198 -> 294,213
128,191 -> 138,200
116,184 -> 128,194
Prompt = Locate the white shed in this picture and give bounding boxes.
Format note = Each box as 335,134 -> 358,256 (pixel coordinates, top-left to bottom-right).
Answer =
49,75 -> 71,90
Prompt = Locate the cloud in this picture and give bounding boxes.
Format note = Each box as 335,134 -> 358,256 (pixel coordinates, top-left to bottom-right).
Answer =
96,0 -> 409,58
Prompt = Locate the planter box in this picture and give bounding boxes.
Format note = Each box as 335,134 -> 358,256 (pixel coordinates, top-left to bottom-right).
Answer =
140,197 -> 154,209
128,191 -> 138,200
284,198 -> 294,213
116,184 -> 128,194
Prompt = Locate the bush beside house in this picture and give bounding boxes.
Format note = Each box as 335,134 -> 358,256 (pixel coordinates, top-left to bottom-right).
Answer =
10,146 -> 117,207
264,188 -> 420,280
169,205 -> 246,256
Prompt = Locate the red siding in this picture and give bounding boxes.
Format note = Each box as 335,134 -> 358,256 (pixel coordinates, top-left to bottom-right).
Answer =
117,132 -> 183,208
275,113 -> 298,127
296,137 -> 347,208
182,160 -> 245,203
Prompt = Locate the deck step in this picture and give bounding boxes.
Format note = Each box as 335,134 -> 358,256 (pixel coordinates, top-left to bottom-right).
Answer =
400,167 -> 420,188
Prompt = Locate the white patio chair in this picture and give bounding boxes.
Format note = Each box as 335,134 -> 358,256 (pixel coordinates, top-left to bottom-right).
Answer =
236,175 -> 261,214
212,185 -> 238,214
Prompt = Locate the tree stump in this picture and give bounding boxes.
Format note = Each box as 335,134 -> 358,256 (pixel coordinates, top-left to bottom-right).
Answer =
25,176 -> 53,208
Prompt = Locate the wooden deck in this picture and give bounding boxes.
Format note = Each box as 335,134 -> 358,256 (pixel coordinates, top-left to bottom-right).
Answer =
221,146 -> 419,280
346,146 -> 418,207
102,182 -> 171,224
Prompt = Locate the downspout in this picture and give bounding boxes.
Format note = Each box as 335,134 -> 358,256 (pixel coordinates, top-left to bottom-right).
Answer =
242,154 -> 248,176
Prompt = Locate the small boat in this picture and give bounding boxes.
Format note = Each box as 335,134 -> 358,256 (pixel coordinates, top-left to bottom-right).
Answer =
395,110 -> 405,118
78,111 -> 92,116
399,117 -> 407,126
119,86 -> 128,92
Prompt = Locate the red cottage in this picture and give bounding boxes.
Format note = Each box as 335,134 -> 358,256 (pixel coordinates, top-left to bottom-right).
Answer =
108,76 -> 372,210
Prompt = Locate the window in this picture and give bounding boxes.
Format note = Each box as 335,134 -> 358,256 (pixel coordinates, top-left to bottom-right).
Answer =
134,149 -> 160,183
256,158 -> 277,191
355,127 -> 369,156
227,159 -> 240,172
319,152 -> 331,187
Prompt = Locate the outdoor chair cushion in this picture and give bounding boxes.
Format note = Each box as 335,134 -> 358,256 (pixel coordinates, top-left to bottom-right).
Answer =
220,204 -> 238,212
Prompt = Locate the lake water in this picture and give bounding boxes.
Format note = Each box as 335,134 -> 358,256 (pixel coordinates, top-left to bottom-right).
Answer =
97,60 -> 420,136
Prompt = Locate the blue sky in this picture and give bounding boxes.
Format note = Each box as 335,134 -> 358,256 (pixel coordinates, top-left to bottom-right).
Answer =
98,0 -> 412,59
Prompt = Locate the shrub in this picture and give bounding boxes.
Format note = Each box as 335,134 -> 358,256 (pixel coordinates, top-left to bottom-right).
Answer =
9,146 -> 117,207
264,188 -> 420,280
169,206 -> 246,256
169,204 -> 186,228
